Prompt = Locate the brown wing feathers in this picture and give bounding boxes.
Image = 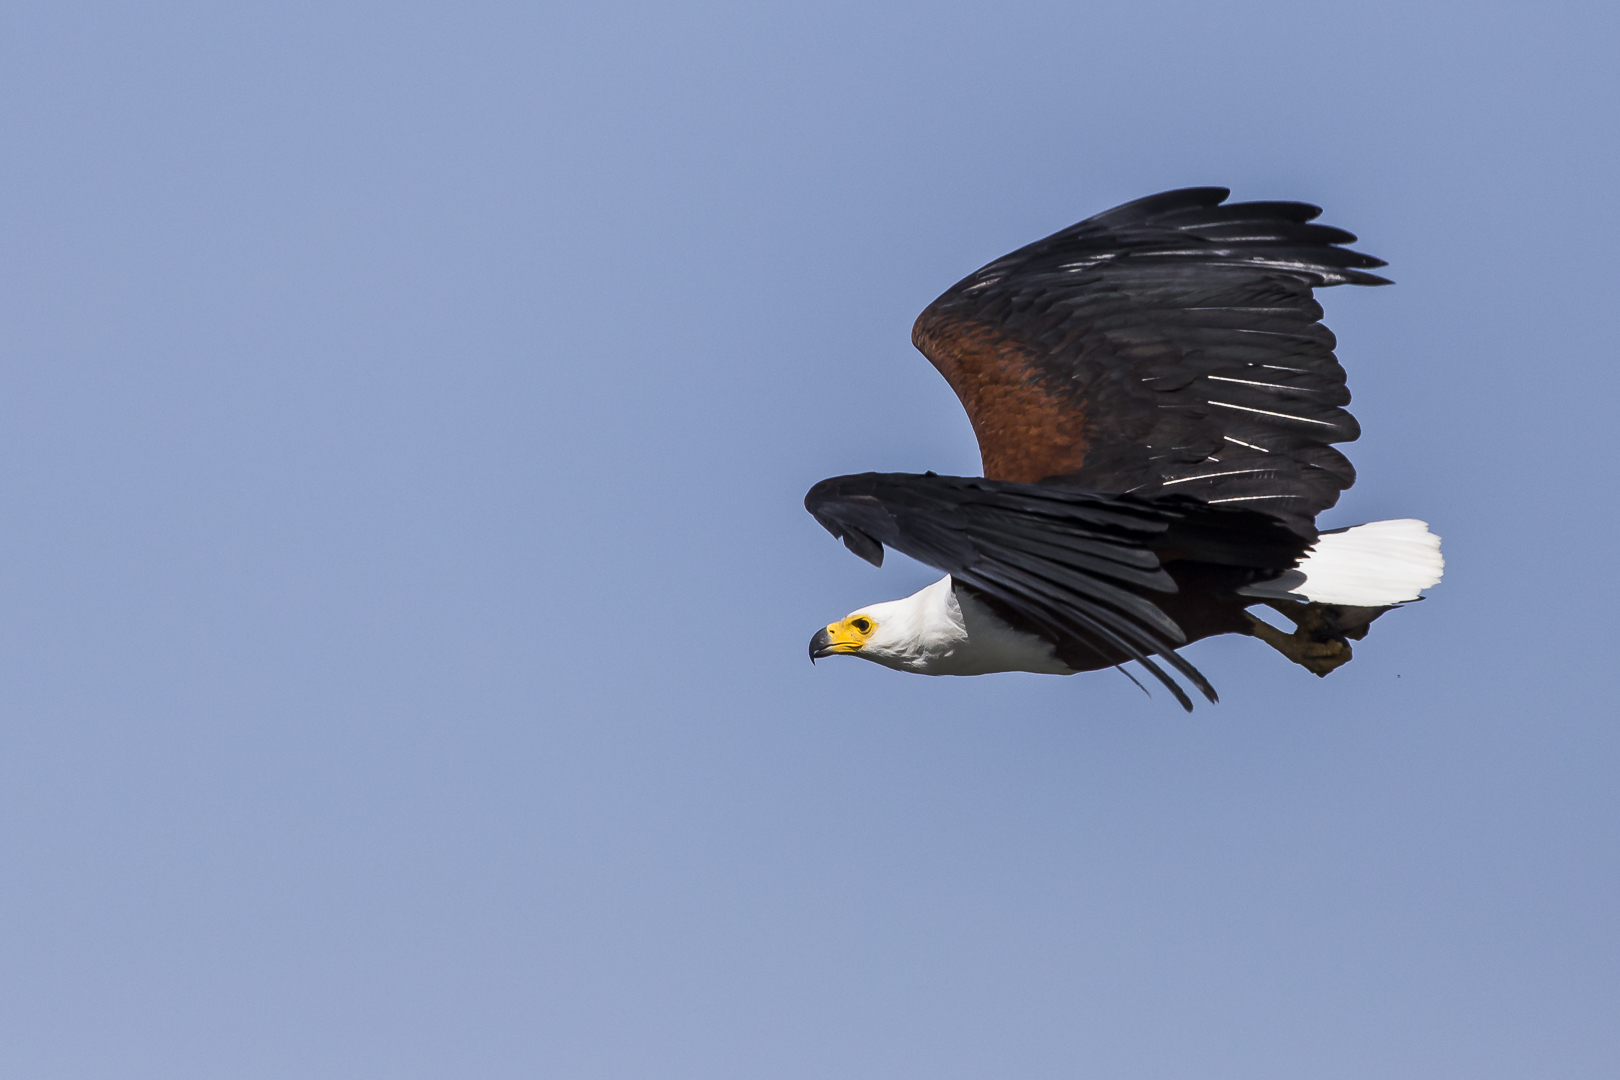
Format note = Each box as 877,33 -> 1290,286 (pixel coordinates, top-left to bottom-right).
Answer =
910,318 -> 1090,483
912,187 -> 1388,519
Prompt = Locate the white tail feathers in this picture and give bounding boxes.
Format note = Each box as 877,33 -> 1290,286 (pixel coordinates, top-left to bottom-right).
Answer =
1242,519 -> 1445,607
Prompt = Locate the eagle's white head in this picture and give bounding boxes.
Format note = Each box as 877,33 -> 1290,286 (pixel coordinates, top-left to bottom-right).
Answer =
809,576 -> 1073,676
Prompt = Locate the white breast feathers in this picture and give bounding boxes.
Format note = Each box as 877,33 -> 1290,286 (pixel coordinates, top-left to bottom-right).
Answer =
850,576 -> 1075,676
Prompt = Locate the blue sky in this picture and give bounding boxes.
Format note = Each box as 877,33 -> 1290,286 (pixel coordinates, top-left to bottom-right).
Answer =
1,2 -> 1616,1077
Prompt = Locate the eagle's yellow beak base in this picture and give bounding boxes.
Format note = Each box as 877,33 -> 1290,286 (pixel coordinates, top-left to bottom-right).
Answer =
809,622 -> 866,662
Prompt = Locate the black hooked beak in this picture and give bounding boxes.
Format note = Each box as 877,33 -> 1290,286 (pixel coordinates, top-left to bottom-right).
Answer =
809,626 -> 833,663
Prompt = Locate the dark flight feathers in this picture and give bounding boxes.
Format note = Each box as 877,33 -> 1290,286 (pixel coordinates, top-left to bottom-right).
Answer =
911,186 -> 1388,520
806,473 -> 1311,710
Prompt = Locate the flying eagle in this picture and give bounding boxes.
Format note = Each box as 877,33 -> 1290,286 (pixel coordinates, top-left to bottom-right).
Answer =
805,187 -> 1443,710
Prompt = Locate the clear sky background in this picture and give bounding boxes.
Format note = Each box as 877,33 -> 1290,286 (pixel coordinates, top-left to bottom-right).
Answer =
1,2 -> 1616,1077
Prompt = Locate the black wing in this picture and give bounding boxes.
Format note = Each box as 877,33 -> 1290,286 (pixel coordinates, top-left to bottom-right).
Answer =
912,187 -> 1389,520
806,472 -> 1309,711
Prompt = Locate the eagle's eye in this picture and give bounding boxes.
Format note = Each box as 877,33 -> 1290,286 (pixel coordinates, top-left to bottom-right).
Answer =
849,617 -> 873,635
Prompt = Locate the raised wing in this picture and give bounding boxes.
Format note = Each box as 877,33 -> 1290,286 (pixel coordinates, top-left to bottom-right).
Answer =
805,472 -> 1308,710
912,187 -> 1389,519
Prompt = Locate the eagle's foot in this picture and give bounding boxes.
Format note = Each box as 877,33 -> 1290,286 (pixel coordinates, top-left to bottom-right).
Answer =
1243,611 -> 1354,677
1260,599 -> 1387,642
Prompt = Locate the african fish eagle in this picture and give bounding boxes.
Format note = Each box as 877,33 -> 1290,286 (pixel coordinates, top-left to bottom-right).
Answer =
805,187 -> 1443,710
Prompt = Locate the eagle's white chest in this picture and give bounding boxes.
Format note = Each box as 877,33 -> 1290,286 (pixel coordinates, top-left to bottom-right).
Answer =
860,576 -> 1075,676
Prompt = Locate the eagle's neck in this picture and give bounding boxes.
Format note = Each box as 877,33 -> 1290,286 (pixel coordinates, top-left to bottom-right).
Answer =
861,576 -> 1074,677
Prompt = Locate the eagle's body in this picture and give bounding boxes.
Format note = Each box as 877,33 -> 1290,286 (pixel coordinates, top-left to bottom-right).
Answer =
805,187 -> 1443,709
